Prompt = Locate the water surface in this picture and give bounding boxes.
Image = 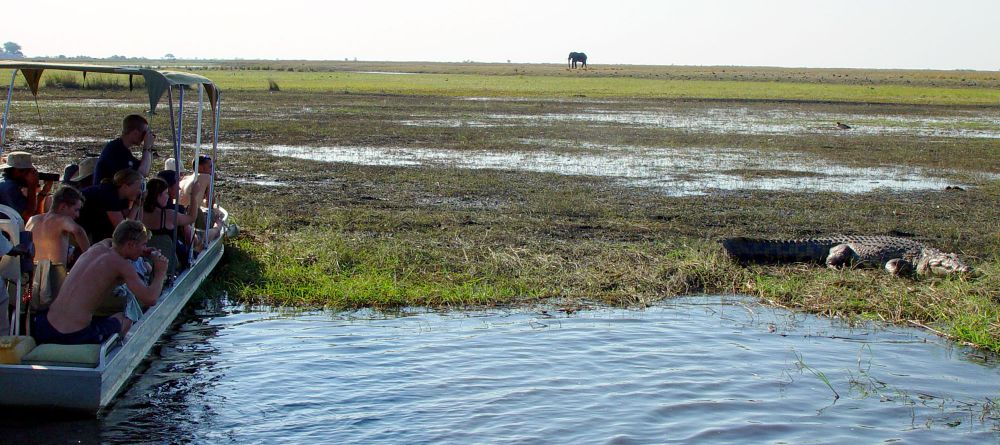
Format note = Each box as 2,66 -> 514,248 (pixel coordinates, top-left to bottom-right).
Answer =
14,296 -> 995,444
264,144 -> 971,195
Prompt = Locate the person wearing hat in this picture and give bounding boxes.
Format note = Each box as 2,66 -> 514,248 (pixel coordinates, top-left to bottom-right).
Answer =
64,156 -> 99,190
0,151 -> 55,221
92,114 -> 156,186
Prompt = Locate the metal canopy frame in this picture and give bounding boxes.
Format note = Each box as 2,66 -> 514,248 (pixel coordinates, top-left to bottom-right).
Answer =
0,61 -> 223,270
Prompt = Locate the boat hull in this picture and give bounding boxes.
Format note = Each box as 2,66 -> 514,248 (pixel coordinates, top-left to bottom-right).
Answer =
0,237 -> 224,413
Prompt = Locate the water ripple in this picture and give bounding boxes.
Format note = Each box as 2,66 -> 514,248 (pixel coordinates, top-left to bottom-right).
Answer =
11,296 -> 996,444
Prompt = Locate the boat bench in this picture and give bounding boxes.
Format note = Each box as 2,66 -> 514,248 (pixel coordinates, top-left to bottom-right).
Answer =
1,334 -> 119,368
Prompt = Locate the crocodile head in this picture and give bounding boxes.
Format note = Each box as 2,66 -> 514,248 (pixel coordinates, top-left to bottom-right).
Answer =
916,251 -> 971,276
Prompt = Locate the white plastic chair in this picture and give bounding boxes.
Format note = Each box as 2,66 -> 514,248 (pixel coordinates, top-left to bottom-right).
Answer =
0,204 -> 25,336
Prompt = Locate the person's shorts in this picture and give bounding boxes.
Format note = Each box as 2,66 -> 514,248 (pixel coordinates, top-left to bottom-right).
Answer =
31,310 -> 121,345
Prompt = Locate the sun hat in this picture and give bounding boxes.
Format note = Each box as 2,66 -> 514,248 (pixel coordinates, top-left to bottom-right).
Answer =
0,151 -> 34,170
70,156 -> 98,182
163,157 -> 188,172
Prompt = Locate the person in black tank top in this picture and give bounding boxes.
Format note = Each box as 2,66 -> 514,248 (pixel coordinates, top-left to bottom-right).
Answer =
141,179 -> 198,276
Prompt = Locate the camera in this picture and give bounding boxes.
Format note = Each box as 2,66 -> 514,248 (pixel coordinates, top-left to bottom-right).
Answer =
38,172 -> 61,182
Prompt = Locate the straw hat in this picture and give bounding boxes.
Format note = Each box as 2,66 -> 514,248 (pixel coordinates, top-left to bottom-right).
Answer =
70,156 -> 98,182
0,151 -> 34,170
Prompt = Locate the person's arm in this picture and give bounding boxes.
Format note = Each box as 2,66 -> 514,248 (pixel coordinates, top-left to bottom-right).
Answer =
67,220 -> 91,254
25,215 -> 38,231
21,170 -> 40,222
123,250 -> 168,306
190,174 -> 212,208
170,209 -> 197,227
106,210 -> 125,229
137,150 -> 152,177
35,180 -> 55,215
123,201 -> 142,220
136,130 -> 156,176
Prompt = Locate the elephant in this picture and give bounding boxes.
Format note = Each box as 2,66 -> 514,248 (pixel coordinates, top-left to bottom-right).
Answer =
567,52 -> 588,68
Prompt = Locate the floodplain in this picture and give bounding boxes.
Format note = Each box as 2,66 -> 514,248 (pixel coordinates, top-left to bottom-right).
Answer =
2,61 -> 998,350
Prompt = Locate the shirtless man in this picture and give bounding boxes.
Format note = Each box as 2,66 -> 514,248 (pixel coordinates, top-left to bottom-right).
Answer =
25,186 -> 90,310
178,155 -> 213,215
178,155 -> 222,240
32,220 -> 167,344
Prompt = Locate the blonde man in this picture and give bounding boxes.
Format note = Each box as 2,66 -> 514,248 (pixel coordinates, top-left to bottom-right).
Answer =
26,186 -> 91,311
32,220 -> 167,344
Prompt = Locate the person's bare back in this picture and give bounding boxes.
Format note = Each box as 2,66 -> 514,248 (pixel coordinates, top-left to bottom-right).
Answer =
179,171 -> 211,209
26,212 -> 89,265
44,223 -> 168,338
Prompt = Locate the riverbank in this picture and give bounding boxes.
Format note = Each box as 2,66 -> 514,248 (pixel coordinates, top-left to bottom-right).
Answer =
3,62 -> 998,350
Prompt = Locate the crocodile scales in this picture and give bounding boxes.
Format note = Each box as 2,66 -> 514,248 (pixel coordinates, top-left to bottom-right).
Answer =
721,235 -> 971,276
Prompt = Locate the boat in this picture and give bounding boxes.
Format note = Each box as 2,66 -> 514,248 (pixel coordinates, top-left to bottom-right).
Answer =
0,61 -> 231,413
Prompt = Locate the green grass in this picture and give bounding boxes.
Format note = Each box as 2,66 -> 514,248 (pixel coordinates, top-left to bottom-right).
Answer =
6,61 -> 1000,105
41,72 -> 144,90
215,206 -> 542,309
197,70 -> 1000,105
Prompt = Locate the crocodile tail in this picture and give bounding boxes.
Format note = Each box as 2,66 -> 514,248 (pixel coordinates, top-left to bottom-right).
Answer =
721,237 -> 831,264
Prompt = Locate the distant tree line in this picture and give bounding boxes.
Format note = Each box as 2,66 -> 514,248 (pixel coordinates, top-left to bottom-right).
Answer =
0,41 -> 24,58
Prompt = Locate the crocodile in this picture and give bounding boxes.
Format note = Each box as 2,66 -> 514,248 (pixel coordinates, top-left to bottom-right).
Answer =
721,235 -> 971,276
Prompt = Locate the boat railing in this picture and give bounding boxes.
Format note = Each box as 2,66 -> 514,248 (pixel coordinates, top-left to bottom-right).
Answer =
97,333 -> 120,368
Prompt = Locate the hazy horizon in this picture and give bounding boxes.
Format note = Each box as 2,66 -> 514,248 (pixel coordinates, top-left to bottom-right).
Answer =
6,0 -> 999,71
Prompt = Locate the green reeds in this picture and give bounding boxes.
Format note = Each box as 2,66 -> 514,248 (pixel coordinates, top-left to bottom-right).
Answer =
42,73 -> 144,90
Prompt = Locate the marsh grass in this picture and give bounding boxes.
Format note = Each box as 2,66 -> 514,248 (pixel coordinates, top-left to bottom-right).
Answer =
10,61 -> 998,104
196,70 -> 1000,105
5,63 -> 999,350
42,72 -> 144,90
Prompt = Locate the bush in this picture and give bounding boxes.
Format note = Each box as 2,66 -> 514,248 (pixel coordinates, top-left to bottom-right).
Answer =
43,73 -> 145,90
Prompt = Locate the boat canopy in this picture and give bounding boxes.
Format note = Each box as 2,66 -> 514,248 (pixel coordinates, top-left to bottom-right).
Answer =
0,61 -> 218,114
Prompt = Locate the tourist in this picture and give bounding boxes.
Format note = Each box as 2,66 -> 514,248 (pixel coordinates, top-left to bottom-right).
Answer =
64,156 -> 98,190
141,178 -> 197,276
92,114 -> 156,185
25,186 -> 90,311
78,169 -> 143,243
0,151 -> 55,221
32,220 -> 168,344
178,155 -> 223,241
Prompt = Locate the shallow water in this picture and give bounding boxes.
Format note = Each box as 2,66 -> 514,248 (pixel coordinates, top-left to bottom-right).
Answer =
405,102 -> 1000,139
9,296 -> 997,444
483,107 -> 1000,139
264,144 -> 972,195
4,125 -> 106,144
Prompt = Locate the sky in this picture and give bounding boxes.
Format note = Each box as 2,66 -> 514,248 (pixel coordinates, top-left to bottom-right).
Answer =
6,0 -> 999,71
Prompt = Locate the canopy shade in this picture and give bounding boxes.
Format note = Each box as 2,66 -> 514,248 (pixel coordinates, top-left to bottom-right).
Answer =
0,61 -> 218,114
